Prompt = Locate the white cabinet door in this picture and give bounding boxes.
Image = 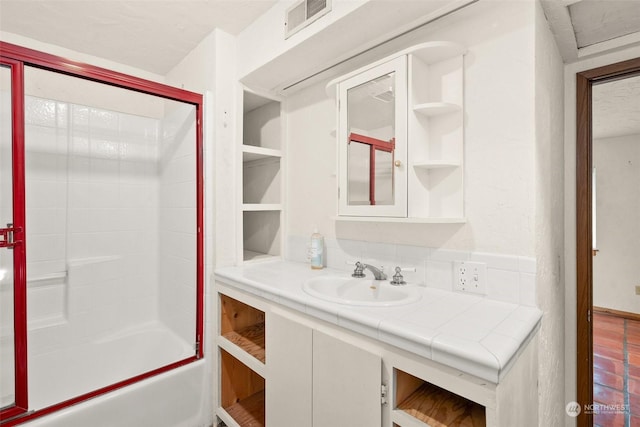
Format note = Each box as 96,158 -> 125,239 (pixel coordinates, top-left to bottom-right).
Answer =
266,311 -> 313,427
312,330 -> 382,427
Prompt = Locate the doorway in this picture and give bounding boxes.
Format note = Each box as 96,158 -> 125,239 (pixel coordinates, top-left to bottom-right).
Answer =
576,57 -> 640,427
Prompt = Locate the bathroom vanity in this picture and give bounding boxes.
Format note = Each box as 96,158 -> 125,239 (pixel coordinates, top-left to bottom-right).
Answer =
214,261 -> 541,427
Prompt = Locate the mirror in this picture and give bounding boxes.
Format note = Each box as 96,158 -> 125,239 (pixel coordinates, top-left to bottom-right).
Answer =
337,55 -> 407,218
346,72 -> 396,206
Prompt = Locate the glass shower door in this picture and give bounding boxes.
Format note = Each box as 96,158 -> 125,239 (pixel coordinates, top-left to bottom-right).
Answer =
1,60 -> 28,419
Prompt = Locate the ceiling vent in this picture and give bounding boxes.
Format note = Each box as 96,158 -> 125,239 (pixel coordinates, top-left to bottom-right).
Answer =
285,0 -> 332,39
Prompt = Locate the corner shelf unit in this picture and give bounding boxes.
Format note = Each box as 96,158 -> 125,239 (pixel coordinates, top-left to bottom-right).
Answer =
218,294 -> 267,427
239,88 -> 284,264
408,42 -> 465,221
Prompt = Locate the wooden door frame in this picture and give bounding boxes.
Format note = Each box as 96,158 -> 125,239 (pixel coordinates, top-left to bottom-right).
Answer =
576,57 -> 640,426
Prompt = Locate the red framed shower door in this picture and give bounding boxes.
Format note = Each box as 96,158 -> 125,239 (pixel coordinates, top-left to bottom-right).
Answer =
0,56 -> 28,423
0,42 -> 205,426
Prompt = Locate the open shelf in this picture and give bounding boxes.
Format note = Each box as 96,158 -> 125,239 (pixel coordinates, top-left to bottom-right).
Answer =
222,322 -> 266,364
242,144 -> 282,162
243,249 -> 279,263
242,203 -> 282,212
412,161 -> 460,170
240,89 -> 283,264
334,216 -> 466,224
408,41 -> 466,65
394,369 -> 485,427
413,102 -> 461,117
220,349 -> 265,427
220,294 -> 265,364
224,390 -> 265,427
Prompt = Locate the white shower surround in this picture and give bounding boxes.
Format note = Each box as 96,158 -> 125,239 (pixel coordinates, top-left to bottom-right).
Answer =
22,86 -> 198,413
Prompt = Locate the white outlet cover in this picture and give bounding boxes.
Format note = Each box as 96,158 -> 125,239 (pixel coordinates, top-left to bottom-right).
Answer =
454,261 -> 487,295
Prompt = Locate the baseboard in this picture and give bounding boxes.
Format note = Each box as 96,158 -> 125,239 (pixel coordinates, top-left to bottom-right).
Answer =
593,306 -> 640,322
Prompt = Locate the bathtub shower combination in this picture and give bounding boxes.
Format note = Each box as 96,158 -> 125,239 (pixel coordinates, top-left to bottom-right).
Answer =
1,48 -> 204,426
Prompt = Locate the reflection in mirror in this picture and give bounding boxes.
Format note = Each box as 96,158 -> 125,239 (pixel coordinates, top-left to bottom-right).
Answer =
347,72 -> 395,206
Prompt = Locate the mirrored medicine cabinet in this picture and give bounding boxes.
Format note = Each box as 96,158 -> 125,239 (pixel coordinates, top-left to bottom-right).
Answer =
327,41 -> 467,223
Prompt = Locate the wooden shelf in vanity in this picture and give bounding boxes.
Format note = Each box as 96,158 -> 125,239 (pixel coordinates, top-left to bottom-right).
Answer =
223,389 -> 266,427
394,369 -> 485,427
221,322 -> 266,364
220,294 -> 266,364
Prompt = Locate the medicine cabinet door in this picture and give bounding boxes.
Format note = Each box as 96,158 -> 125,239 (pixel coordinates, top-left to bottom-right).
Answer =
338,56 -> 407,217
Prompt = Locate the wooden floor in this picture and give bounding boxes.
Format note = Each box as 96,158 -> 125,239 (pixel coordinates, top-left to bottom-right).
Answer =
593,312 -> 640,427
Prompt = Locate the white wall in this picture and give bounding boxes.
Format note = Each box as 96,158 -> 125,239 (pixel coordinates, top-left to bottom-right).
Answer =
593,133 -> 640,314
533,2 -> 565,425
564,43 -> 640,427
284,2 -> 568,425
287,0 -> 537,256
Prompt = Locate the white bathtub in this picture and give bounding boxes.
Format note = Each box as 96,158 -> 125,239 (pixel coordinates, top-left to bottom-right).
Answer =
21,325 -> 208,427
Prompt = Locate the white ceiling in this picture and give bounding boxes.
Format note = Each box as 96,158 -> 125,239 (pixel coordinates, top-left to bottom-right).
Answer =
569,0 -> 640,49
0,0 -> 277,75
541,0 -> 640,63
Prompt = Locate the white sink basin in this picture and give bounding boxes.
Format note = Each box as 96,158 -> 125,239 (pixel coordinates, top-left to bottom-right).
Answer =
302,276 -> 421,307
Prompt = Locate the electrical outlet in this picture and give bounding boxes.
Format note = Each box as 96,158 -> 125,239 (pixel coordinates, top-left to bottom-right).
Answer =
635,286 -> 640,295
454,261 -> 487,295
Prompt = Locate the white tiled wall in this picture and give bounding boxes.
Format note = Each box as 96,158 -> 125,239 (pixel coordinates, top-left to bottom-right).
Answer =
158,101 -> 197,343
287,235 -> 537,307
24,95 -> 161,350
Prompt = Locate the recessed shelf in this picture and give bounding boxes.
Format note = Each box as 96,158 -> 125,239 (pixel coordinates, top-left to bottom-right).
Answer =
243,249 -> 279,263
413,102 -> 461,117
334,216 -> 466,224
242,144 -> 282,162
241,89 -> 283,264
242,203 -> 282,212
412,161 -> 460,169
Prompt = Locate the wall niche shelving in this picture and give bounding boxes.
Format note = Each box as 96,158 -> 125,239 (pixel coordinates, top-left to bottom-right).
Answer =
239,89 -> 284,263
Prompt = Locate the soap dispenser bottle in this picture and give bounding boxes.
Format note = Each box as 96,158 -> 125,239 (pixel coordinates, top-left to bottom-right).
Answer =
309,228 -> 324,270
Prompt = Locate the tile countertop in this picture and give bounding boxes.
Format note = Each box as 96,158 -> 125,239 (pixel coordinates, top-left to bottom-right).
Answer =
214,260 -> 542,384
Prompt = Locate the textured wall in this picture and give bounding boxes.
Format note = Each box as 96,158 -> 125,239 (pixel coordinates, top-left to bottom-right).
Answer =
286,1 -> 537,256
534,1 -> 566,424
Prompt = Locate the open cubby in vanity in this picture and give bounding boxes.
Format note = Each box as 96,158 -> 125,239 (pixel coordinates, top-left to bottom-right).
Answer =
217,293 -> 266,427
393,369 -> 486,427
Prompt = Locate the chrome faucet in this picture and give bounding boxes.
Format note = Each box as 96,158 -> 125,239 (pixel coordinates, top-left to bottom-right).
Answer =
352,261 -> 387,280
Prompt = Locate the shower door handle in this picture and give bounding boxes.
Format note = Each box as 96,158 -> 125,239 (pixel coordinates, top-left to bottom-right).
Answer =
0,223 -> 20,249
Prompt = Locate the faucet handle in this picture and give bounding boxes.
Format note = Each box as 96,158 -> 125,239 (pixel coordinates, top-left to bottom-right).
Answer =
351,261 -> 366,278
390,266 -> 406,285
389,266 -> 415,285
